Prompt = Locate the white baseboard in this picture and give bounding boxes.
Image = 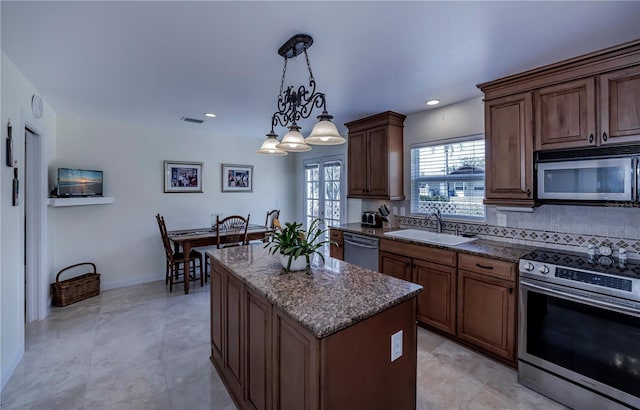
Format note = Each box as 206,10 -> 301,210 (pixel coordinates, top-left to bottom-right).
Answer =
101,273 -> 163,291
1,343 -> 24,391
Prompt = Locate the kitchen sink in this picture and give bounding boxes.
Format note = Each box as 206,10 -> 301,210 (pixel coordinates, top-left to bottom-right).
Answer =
384,229 -> 476,246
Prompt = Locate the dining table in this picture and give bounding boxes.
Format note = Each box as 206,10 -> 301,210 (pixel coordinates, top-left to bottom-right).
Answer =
167,224 -> 273,294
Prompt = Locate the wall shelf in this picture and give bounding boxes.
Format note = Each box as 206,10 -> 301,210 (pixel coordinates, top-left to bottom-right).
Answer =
47,197 -> 114,207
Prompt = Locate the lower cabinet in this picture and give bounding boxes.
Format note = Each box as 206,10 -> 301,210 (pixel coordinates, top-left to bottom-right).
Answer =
379,240 -> 457,336
378,238 -> 518,365
329,229 -> 343,260
456,254 -> 517,363
414,260 -> 456,336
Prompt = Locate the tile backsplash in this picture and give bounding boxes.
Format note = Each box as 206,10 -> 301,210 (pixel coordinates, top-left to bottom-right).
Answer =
361,200 -> 640,258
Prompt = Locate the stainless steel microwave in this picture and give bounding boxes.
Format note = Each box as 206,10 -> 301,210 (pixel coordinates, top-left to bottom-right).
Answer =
536,147 -> 639,202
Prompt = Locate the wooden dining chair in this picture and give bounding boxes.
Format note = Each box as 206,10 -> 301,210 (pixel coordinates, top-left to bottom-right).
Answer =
216,214 -> 250,248
155,214 -> 204,292
263,209 -> 280,242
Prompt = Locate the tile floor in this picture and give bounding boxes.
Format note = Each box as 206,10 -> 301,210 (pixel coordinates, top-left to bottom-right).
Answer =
0,281 -> 566,410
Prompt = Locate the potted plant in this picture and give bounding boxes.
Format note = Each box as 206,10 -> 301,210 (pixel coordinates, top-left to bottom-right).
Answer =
265,218 -> 334,272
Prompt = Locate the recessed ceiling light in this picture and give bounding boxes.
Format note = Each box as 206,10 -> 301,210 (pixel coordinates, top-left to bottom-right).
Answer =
425,99 -> 440,106
204,113 -> 217,118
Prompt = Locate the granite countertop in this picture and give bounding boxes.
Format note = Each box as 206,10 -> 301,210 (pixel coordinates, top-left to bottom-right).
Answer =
207,245 -> 422,339
334,223 -> 536,263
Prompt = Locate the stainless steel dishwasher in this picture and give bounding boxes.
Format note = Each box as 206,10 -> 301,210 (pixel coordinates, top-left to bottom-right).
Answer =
343,232 -> 379,271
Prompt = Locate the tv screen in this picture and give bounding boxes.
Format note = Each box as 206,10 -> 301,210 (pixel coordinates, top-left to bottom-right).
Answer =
57,168 -> 103,197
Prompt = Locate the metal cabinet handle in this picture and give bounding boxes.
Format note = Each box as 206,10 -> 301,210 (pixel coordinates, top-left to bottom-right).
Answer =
508,287 -> 514,294
588,133 -> 594,143
603,132 -> 608,142
526,189 -> 531,197
476,263 -> 494,270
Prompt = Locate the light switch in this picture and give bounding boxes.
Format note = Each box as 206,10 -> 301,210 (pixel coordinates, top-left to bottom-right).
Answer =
497,213 -> 507,227
391,330 -> 403,362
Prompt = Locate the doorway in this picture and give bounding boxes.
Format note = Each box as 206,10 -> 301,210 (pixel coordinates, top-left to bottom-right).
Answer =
24,126 -> 47,322
303,155 -> 345,235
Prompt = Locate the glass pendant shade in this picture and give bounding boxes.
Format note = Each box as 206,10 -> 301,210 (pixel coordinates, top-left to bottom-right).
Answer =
257,132 -> 288,156
306,116 -> 346,145
276,125 -> 311,152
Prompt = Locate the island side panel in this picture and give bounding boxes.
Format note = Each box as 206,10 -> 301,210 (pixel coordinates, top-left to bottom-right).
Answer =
319,298 -> 418,410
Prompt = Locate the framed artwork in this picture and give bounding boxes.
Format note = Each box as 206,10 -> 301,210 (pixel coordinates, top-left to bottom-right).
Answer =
164,161 -> 203,193
221,164 -> 253,192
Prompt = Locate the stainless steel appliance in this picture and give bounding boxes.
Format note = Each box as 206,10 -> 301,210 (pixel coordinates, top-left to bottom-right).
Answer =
343,232 -> 379,271
518,249 -> 640,410
361,211 -> 382,228
535,145 -> 640,203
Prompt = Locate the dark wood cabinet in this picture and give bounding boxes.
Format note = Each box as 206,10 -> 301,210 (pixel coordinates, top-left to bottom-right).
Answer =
329,229 -> 343,261
379,251 -> 412,281
246,288 -> 271,410
600,65 -> 640,145
456,254 -> 516,363
484,92 -> 534,207
379,239 -> 457,336
479,40 -> 640,207
535,78 -> 596,150
345,111 -> 406,200
211,256 -> 418,410
414,259 -> 456,336
536,66 -> 640,150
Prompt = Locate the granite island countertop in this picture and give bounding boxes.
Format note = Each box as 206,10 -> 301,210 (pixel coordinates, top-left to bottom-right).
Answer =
334,223 -> 537,263
207,245 -> 423,339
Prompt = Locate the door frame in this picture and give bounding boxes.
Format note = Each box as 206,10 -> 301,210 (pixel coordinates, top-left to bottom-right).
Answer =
24,119 -> 48,322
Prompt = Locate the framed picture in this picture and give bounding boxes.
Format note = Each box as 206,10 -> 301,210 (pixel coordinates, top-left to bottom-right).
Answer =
221,164 -> 253,192
164,161 -> 203,193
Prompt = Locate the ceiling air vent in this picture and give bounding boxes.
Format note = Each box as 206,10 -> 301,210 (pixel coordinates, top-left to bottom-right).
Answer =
181,116 -> 204,124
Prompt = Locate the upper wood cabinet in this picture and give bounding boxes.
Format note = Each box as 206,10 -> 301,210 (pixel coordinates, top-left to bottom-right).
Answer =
600,65 -> 640,145
345,111 -> 406,200
484,92 -> 535,207
479,39 -> 640,206
536,66 -> 640,150
535,78 -> 596,150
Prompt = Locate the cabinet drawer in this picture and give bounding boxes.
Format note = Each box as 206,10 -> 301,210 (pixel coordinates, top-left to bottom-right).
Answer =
458,254 -> 515,282
329,229 -> 344,242
380,239 -> 456,267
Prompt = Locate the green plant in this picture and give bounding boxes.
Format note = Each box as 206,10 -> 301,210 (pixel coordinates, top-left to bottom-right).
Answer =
265,218 -> 334,272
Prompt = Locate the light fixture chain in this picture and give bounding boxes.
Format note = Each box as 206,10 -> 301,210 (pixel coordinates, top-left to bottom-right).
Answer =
279,57 -> 288,97
303,47 -> 315,83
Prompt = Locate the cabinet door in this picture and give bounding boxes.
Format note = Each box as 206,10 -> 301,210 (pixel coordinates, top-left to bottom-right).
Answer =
414,259 -> 456,335
484,92 -> 534,205
457,270 -> 516,362
225,273 -> 244,400
600,65 -> 640,145
379,251 -> 412,281
366,126 -> 389,197
245,288 -> 271,410
347,131 -> 367,197
535,78 -> 596,150
272,311 -> 319,410
210,266 -> 224,363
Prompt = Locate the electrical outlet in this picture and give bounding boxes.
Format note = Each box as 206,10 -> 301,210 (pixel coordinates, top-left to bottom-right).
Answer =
392,206 -> 398,215
497,213 -> 507,227
391,330 -> 403,362
400,207 -> 406,216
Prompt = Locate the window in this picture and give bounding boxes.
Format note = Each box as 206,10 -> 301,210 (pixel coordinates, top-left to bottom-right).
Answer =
304,156 -> 344,233
410,135 -> 485,219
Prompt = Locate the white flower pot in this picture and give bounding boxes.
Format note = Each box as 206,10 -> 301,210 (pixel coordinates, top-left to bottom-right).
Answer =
279,253 -> 308,271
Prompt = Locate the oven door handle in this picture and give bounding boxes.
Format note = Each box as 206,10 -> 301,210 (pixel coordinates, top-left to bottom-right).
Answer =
520,280 -> 639,317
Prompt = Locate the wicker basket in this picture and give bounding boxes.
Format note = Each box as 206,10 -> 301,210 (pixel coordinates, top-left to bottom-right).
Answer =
51,262 -> 101,307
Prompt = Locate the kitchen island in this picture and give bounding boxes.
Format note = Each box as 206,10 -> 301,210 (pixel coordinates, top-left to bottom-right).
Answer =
207,245 -> 422,410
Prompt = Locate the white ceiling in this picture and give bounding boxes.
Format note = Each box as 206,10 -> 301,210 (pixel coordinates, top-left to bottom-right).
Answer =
2,1 -> 639,143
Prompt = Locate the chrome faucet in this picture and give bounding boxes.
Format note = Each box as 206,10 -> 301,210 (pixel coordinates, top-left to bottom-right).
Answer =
425,208 -> 443,233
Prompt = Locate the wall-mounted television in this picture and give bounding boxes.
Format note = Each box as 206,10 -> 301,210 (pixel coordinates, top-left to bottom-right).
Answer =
56,168 -> 103,197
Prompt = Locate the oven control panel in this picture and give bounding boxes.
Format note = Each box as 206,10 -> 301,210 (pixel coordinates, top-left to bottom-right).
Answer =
555,267 -> 632,292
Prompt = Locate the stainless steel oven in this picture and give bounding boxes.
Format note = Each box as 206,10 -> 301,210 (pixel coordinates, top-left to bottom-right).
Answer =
518,250 -> 640,410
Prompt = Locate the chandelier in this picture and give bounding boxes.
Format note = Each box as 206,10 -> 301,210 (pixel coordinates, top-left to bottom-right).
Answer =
257,34 -> 346,156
